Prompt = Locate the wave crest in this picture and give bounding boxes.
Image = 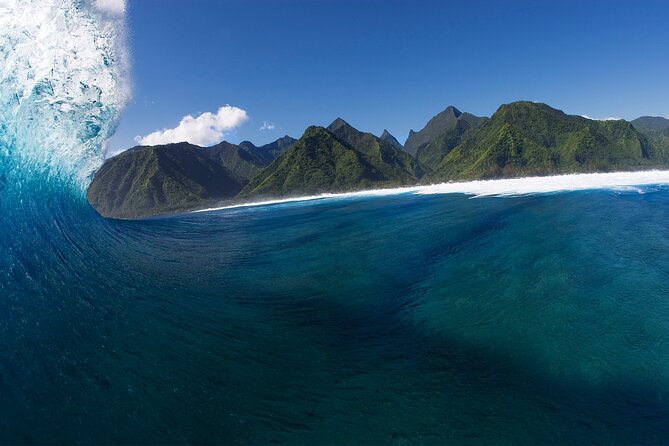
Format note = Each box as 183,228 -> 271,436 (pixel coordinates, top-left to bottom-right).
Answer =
0,0 -> 128,193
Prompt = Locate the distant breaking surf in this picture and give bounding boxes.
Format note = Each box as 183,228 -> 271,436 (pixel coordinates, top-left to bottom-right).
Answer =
193,170 -> 669,214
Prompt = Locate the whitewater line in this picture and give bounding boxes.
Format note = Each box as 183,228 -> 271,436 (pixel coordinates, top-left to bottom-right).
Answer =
192,169 -> 669,214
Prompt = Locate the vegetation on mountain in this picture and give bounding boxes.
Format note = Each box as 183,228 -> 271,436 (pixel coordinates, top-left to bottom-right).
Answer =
632,116 -> 669,155
403,106 -> 487,158
327,118 -> 424,181
238,135 -> 297,164
88,135 -> 296,218
417,115 -> 487,170
427,102 -> 666,181
87,143 -> 243,218
201,141 -> 269,183
239,126 -> 416,198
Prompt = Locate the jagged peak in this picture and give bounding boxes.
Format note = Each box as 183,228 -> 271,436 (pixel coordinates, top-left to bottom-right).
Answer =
327,117 -> 352,133
441,105 -> 462,118
380,129 -> 399,141
380,129 -> 404,150
418,106 -> 464,129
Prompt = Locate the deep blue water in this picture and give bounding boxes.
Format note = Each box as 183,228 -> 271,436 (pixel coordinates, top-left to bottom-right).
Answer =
3,189 -> 669,444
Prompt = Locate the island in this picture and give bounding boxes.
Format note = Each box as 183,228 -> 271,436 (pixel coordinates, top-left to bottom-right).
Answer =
87,101 -> 669,218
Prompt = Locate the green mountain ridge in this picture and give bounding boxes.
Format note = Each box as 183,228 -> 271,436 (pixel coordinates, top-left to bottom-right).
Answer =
87,143 -> 243,218
200,141 -> 269,183
404,106 -> 487,158
427,102 -> 666,181
239,125 -> 416,198
88,101 -> 669,219
632,116 -> 669,155
239,135 -> 297,163
326,118 -> 424,183
88,136 -> 296,218
401,105 -> 488,171
416,112 -> 488,170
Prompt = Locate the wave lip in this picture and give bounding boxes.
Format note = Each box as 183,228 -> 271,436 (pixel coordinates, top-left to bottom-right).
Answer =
0,0 -> 128,193
193,170 -> 669,213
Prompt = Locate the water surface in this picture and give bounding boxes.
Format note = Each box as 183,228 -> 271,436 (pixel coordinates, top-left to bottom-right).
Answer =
4,189 -> 669,444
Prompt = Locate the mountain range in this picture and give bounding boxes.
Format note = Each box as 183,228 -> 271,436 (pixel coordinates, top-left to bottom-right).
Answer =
87,137 -> 295,218
239,119 -> 423,199
87,102 -> 669,218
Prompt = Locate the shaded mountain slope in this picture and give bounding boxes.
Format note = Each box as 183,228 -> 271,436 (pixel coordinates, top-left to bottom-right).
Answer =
402,106 -> 487,170
416,113 -> 488,170
87,143 -> 243,218
404,106 -> 487,157
238,135 -> 297,164
380,129 -> 403,150
327,118 -> 424,181
633,116 -> 669,154
201,141 -> 269,183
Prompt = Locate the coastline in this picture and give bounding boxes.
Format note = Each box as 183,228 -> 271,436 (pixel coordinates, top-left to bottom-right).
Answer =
192,169 -> 669,214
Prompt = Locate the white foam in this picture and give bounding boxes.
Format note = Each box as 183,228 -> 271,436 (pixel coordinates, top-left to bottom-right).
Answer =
193,170 -> 669,214
0,0 -> 129,190
413,170 -> 669,197
192,186 -> 421,213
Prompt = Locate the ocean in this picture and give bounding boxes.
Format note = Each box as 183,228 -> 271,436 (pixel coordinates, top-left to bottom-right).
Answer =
3,1 -> 669,444
4,188 -> 669,444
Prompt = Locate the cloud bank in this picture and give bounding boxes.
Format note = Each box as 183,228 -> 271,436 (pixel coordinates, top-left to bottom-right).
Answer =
136,106 -> 249,146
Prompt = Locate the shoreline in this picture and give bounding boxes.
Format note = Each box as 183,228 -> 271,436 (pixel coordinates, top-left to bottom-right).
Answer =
192,169 -> 669,214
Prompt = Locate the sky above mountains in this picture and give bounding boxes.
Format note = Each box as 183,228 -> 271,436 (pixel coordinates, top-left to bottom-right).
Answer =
107,0 -> 669,156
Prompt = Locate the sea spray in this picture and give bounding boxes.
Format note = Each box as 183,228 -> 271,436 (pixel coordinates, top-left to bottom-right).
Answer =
0,0 -> 128,194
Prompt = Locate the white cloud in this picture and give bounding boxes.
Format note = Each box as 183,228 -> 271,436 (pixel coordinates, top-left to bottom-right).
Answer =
92,0 -> 126,15
136,106 -> 249,146
581,115 -> 623,121
259,121 -> 276,131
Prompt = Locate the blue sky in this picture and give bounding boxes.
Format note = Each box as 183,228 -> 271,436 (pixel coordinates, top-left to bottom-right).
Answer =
108,0 -> 669,155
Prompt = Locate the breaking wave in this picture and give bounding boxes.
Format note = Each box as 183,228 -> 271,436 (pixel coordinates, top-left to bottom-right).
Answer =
0,0 -> 128,303
194,170 -> 669,213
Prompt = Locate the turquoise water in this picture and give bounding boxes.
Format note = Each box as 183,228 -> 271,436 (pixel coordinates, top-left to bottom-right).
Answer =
4,189 -> 669,444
